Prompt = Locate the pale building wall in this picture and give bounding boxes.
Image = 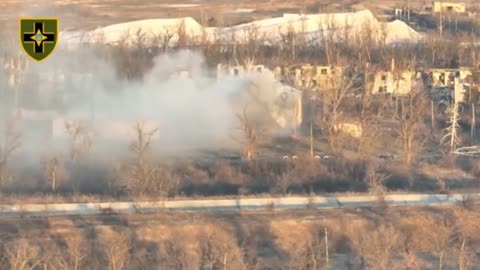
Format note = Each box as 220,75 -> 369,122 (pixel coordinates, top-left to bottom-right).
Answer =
433,2 -> 466,13
216,64 -> 266,78
454,77 -> 466,103
333,122 -> 363,138
429,68 -> 472,87
291,65 -> 342,90
371,70 -> 417,95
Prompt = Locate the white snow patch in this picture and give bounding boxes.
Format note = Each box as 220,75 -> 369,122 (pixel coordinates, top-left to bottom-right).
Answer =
90,4 -> 111,8
383,20 -> 424,44
158,4 -> 200,8
226,8 -> 256,13
83,17 -> 205,45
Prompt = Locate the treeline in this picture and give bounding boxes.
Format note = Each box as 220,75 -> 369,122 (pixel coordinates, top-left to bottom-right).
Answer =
0,206 -> 478,269
98,24 -> 480,81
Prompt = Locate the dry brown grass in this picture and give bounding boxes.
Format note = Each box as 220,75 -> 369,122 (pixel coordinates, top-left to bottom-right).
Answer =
1,206 -> 479,269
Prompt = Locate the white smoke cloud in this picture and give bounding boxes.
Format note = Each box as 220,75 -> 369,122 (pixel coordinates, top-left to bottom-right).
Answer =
19,49 -> 250,159
3,45 -> 303,164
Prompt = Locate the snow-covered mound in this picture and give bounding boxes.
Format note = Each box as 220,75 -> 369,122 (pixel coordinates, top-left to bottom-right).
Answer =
383,20 -> 424,44
73,17 -> 205,46
61,10 -> 422,47
216,9 -> 379,43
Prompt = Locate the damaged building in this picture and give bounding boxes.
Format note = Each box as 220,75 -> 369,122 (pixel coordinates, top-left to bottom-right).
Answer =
432,1 -> 467,13
216,64 -> 266,78
371,69 -> 421,96
217,64 -> 303,131
426,67 -> 473,104
272,64 -> 343,91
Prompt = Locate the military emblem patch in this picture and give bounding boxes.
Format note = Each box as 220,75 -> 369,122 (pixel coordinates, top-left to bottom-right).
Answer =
19,18 -> 58,62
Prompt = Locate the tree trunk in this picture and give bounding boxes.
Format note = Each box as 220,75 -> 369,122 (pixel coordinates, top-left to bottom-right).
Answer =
51,171 -> 56,192
471,104 -> 475,143
431,100 -> 435,132
325,225 -> 330,269
438,251 -> 444,270
310,121 -> 314,159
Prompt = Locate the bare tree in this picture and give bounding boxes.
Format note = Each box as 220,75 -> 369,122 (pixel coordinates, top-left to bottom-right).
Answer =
395,88 -> 428,166
102,233 -> 131,270
457,235 -> 472,270
120,122 -> 157,195
317,72 -> 359,152
319,14 -> 342,67
160,240 -> 188,270
347,222 -> 403,270
57,235 -> 88,270
419,215 -> 457,270
176,20 -> 188,48
130,122 -> 158,165
3,239 -> 43,270
402,234 -> 424,270
280,23 -> 298,63
118,122 -> 180,197
65,121 -> 93,162
365,164 -> 390,195
199,231 -> 247,270
236,107 -> 259,162
441,101 -> 460,153
287,228 -> 329,270
43,156 -> 66,192
154,28 -> 175,53
0,119 -> 21,188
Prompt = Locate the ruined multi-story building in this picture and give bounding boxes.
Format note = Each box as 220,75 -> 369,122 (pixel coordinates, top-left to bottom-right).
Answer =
272,64 -> 343,91
371,70 -> 420,96
216,64 -> 266,78
427,67 -> 472,88
424,67 -> 474,104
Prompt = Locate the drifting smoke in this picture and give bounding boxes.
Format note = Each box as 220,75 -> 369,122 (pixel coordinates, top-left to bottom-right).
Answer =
13,49 -> 245,158
1,0 -> 301,170
0,1 -> 303,194
3,46 -> 301,163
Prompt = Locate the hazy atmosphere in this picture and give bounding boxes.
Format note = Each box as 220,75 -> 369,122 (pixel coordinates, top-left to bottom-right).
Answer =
1,0 -> 480,269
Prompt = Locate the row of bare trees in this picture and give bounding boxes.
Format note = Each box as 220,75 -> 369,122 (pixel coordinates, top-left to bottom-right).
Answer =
94,18 -> 479,81
0,111 -> 473,198
0,208 -> 476,269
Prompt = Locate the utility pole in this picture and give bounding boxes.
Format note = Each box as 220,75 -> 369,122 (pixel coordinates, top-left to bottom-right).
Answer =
310,120 -> 314,159
310,96 -> 316,159
324,217 -> 329,269
439,0 -> 444,36
472,103 -> 476,143
407,0 -> 411,23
